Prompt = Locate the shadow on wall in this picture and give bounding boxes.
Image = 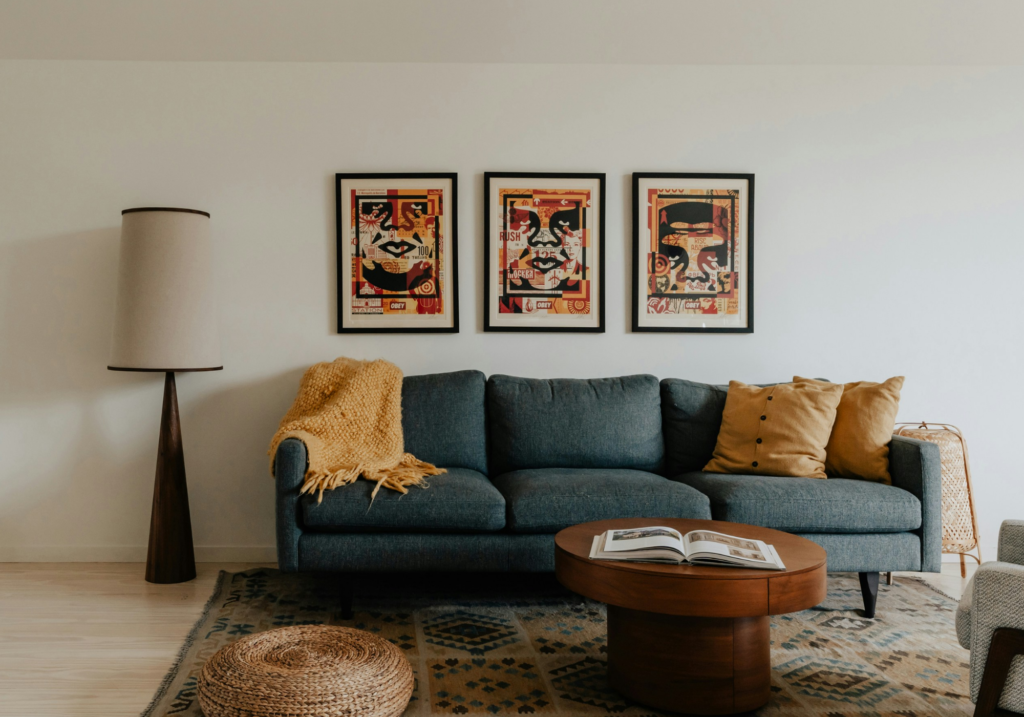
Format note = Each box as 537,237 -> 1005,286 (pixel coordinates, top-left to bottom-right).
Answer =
324,171 -> 337,335
0,227 -> 158,552
0,226 -> 134,402
0,227 -> 307,555
180,366 -> 306,550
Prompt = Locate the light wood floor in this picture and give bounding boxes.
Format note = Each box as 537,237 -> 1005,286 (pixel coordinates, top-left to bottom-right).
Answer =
0,562 -> 976,717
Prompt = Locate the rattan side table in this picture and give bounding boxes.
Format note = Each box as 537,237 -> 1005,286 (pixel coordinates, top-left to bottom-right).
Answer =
895,422 -> 982,576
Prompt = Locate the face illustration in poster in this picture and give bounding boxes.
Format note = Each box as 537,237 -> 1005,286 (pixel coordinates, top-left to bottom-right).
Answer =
632,173 -> 754,333
485,173 -> 605,332
336,174 -> 458,333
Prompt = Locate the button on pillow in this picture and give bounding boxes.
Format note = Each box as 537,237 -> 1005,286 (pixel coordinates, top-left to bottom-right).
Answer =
703,380 -> 843,479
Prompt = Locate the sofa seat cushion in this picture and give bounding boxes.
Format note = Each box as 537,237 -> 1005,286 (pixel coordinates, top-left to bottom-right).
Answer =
302,468 -> 505,532
672,472 -> 921,533
492,468 -> 712,534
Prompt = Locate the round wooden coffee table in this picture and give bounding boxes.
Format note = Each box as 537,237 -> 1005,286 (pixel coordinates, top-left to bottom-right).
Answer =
555,518 -> 826,715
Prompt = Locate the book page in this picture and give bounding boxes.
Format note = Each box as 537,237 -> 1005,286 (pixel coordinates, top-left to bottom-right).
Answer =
766,543 -> 787,570
684,530 -> 770,563
601,526 -> 685,555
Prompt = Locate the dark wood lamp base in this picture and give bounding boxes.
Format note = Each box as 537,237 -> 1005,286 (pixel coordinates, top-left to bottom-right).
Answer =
145,372 -> 196,584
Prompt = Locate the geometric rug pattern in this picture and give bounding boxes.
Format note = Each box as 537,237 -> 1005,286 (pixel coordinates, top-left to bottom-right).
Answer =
141,570 -> 972,717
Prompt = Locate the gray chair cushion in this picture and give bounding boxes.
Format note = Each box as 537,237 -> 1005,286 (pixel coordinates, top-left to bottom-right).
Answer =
491,468 -> 711,534
402,370 -> 488,474
487,375 -> 664,476
301,468 -> 505,532
672,472 -> 922,533
956,572 -> 975,649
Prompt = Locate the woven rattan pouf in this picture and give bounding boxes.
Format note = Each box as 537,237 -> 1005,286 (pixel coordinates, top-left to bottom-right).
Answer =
197,625 -> 414,717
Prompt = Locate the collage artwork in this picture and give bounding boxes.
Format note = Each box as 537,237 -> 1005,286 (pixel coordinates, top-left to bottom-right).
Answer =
349,187 -> 446,319
643,187 -> 741,319
496,187 -> 593,317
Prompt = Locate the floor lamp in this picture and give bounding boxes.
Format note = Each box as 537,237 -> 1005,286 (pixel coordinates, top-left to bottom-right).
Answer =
108,208 -> 222,584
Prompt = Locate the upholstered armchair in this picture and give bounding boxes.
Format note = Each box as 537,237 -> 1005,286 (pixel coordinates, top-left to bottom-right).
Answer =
957,520 -> 1024,715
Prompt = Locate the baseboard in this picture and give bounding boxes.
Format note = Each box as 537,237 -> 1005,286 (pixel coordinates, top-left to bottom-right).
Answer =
0,546 -> 278,562
195,547 -> 278,562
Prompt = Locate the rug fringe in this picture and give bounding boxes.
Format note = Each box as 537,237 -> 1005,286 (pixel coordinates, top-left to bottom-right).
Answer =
139,570 -> 228,717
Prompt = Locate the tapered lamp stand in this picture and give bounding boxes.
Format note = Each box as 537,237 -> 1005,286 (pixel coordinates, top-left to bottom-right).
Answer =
108,207 -> 220,584
145,372 -> 197,584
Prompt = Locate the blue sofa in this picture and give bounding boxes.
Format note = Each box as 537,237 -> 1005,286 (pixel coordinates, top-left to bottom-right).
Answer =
275,371 -> 941,616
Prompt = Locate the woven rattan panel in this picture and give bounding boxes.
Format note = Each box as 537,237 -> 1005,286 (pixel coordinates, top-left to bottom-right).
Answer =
895,424 -> 979,553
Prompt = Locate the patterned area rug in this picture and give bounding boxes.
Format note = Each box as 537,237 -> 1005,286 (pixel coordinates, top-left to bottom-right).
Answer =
142,570 -> 971,717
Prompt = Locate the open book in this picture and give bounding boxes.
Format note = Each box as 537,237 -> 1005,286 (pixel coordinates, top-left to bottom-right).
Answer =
589,526 -> 786,570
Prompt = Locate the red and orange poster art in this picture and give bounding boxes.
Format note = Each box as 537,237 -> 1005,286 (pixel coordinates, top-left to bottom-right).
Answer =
349,188 -> 444,317
497,188 -> 592,316
645,188 -> 740,317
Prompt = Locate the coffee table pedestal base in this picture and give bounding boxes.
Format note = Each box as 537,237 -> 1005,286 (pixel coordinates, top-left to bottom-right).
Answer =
606,606 -> 770,715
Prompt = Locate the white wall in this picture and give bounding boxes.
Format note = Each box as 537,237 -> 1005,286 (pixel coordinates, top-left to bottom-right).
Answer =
1,61 -> 1021,561
5,0 -> 1024,65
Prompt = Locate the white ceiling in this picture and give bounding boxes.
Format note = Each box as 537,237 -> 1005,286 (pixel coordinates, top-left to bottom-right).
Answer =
2,0 -> 1023,64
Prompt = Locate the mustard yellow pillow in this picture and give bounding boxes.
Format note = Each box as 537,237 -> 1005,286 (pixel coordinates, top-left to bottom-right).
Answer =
794,376 -> 904,484
704,380 -> 843,479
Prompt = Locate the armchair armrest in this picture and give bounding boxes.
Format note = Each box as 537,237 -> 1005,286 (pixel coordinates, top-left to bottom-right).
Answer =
274,437 -> 308,572
999,520 -> 1024,565
967,561 -> 1024,705
888,435 -> 942,572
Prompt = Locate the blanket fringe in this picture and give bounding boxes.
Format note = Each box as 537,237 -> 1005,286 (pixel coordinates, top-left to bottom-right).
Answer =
301,453 -> 446,503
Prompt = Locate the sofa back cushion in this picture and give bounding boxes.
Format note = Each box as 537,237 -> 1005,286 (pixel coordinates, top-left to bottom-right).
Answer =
402,370 -> 488,474
660,379 -> 729,477
487,374 -> 664,475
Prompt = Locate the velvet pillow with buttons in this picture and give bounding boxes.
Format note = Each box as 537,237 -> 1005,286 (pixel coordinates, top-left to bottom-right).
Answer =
703,380 -> 843,479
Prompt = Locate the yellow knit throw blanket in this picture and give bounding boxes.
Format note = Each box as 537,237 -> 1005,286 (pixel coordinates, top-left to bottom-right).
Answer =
268,357 -> 445,502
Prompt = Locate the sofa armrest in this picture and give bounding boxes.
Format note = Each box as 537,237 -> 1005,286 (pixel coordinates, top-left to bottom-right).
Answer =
274,437 -> 307,572
889,435 -> 942,572
998,520 -> 1024,565
968,561 -> 1024,704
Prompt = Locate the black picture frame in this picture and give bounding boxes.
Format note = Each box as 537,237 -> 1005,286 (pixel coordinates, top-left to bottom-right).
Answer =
483,172 -> 606,333
336,172 -> 459,333
631,172 -> 754,333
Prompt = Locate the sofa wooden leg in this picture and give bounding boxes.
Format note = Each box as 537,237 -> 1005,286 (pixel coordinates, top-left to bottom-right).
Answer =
859,572 -> 879,619
974,627 -> 1024,717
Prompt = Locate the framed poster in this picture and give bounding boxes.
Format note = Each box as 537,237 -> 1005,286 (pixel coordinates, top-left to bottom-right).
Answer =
632,173 -> 754,333
484,172 -> 605,332
337,173 -> 458,333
